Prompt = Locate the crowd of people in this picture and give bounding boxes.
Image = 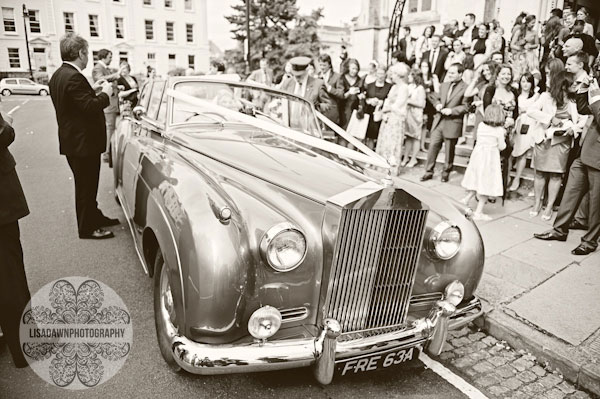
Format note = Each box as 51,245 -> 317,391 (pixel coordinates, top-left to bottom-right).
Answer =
245,7 -> 599,256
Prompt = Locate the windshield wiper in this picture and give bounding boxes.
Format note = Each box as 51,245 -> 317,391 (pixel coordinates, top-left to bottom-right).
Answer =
184,111 -> 225,127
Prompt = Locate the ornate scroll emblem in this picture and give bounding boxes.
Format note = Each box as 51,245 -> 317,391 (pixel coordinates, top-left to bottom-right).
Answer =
20,277 -> 133,389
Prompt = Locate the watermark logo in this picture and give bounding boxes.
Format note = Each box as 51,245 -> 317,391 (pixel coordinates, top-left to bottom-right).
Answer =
19,277 -> 133,389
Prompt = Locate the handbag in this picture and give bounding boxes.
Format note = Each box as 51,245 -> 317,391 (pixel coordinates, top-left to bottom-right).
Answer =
346,110 -> 370,140
373,102 -> 383,122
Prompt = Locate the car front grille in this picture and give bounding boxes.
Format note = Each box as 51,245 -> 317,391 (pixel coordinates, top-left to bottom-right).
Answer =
323,208 -> 428,334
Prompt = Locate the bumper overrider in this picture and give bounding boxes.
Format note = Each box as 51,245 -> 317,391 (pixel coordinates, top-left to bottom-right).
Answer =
168,293 -> 482,384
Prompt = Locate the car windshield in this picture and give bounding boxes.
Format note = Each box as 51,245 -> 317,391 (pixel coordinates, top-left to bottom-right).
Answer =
171,80 -> 321,137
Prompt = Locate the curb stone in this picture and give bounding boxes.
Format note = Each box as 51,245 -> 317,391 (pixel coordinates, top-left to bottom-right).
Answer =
473,308 -> 600,397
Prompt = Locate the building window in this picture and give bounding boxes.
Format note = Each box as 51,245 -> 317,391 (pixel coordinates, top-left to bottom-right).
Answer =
89,14 -> 99,37
421,0 -> 432,11
165,0 -> 173,8
186,23 -> 193,42
115,17 -> 124,39
166,21 -> 174,41
188,55 -> 195,69
184,0 -> 193,10
143,0 -> 152,4
408,0 -> 418,13
119,51 -> 128,63
92,50 -> 99,64
2,7 -> 16,32
408,0 -> 431,13
145,19 -> 153,40
63,12 -> 74,32
168,53 -> 176,69
147,52 -> 155,60
8,48 -> 20,68
28,9 -> 41,33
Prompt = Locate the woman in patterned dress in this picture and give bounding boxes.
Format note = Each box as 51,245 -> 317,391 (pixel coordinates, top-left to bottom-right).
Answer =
375,63 -> 410,173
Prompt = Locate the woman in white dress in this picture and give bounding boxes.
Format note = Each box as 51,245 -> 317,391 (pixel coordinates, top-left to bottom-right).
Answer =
415,26 -> 435,65
509,72 -> 540,192
375,63 -> 409,173
461,104 -> 507,220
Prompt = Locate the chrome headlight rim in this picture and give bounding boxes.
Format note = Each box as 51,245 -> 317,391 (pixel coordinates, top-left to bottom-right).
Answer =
260,222 -> 307,272
428,221 -> 462,260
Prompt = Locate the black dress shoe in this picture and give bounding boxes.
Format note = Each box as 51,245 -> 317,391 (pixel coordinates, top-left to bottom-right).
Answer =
80,229 -> 115,239
99,217 -> 120,227
533,230 -> 567,241
571,243 -> 596,256
420,173 -> 433,181
568,220 -> 588,230
441,174 -> 449,182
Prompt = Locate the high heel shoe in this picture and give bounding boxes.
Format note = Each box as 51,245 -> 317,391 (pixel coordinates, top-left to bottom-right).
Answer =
541,209 -> 553,221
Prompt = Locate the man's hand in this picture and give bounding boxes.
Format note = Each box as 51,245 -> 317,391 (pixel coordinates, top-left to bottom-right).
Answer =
441,108 -> 452,116
505,117 -> 515,128
101,81 -> 113,97
92,79 -> 107,92
435,104 -> 443,112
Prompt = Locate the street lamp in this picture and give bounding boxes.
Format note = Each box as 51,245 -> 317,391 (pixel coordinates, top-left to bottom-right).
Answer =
22,4 -> 34,80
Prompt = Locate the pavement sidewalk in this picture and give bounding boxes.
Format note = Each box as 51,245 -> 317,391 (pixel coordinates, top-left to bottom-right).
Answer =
393,164 -> 600,397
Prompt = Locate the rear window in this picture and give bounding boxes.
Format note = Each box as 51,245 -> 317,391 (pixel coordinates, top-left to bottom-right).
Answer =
4,79 -> 17,84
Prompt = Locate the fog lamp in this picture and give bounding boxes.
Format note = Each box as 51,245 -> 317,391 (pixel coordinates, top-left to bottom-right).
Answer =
248,306 -> 282,340
444,281 -> 464,306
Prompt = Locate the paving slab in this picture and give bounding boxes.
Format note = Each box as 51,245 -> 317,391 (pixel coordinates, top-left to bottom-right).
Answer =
508,261 -> 600,346
476,272 -> 526,305
502,236 -> 587,274
477,216 -> 543,258
484,254 -> 552,289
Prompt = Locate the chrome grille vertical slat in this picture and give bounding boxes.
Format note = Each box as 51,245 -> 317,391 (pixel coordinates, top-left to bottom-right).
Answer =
324,204 -> 428,335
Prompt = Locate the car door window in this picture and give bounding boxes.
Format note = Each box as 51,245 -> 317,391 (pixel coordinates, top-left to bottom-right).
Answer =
146,81 -> 165,120
19,79 -> 34,85
156,92 -> 168,126
5,79 -> 17,85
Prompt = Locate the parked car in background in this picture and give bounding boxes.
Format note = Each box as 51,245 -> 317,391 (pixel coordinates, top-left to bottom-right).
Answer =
112,76 -> 485,384
0,78 -> 49,96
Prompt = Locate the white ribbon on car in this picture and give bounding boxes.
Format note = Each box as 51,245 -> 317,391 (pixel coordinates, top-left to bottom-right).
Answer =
166,88 -> 391,169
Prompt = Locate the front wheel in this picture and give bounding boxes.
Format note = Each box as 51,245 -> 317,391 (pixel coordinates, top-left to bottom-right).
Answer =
1,89 -> 11,96
39,89 -> 48,96
153,250 -> 183,372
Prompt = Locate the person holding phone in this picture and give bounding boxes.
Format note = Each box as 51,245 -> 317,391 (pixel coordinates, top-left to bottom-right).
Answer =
117,61 -> 139,114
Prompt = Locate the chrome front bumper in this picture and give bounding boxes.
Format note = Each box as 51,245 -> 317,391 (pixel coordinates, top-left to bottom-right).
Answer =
170,296 -> 482,384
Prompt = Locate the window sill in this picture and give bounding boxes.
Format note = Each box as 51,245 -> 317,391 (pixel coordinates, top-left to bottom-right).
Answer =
3,31 -> 19,36
403,10 -> 440,24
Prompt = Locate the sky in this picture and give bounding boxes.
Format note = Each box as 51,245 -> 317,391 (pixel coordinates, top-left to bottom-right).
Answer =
206,0 -> 362,51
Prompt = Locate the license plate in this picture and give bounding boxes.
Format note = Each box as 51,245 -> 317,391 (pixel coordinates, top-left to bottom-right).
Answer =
336,346 -> 418,376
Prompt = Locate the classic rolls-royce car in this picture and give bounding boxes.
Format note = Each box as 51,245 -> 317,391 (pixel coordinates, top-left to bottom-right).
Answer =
112,76 -> 484,384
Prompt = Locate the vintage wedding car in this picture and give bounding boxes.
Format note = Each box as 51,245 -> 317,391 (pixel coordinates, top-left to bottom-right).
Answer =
112,76 -> 484,384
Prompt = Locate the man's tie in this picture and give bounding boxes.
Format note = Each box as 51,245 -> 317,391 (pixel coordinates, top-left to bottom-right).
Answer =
446,82 -> 456,103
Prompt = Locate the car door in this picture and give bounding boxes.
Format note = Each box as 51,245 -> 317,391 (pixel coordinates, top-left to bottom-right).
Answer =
18,79 -> 36,94
121,80 -> 167,232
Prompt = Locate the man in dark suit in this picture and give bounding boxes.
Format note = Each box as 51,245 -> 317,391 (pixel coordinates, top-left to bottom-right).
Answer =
398,26 -> 416,65
280,56 -> 333,117
534,80 -> 600,255
421,63 -> 469,182
422,35 -> 449,80
317,54 -> 344,126
49,32 -> 118,240
0,112 -> 31,368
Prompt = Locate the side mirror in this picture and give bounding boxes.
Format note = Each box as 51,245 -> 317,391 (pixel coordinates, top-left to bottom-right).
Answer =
132,106 -> 146,120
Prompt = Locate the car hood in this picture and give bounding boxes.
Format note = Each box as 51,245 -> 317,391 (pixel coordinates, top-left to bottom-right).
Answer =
170,125 -> 374,203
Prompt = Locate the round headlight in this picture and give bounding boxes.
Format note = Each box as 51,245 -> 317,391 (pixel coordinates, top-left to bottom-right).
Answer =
444,280 -> 465,306
429,221 -> 461,260
248,306 -> 282,340
260,223 -> 307,272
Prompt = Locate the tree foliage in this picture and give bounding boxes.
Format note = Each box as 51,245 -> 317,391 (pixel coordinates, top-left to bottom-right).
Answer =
225,0 -> 323,74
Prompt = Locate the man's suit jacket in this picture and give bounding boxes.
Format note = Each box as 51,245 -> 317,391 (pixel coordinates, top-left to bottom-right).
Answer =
422,48 -> 449,79
581,89 -> 600,171
280,75 -> 333,115
427,80 -> 469,139
0,114 -> 29,226
92,62 -> 119,113
49,63 -> 110,157
247,68 -> 274,86
321,71 -> 344,124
